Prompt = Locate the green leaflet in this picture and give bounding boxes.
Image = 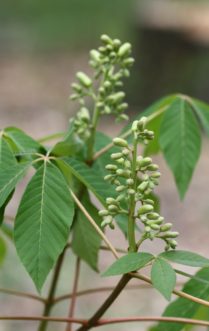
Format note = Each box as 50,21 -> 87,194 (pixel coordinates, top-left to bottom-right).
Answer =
190,98 -> 209,136
0,136 -> 16,168
63,157 -> 117,204
0,236 -> 6,266
72,193 -> 101,271
4,127 -> 44,155
0,163 -> 29,208
0,190 -> 15,226
103,252 -> 154,276
151,258 -> 176,301
152,267 -> 209,331
160,250 -> 209,268
159,96 -> 201,199
14,162 -> 75,291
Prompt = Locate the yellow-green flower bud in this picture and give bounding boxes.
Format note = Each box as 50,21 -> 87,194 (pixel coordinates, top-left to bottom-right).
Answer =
90,50 -> 101,62
147,164 -> 159,171
99,210 -> 109,216
116,185 -> 126,192
104,174 -> 113,181
128,189 -> 135,195
165,231 -> 179,238
105,164 -> 117,171
147,212 -> 159,220
138,204 -> 154,215
145,226 -> 151,233
108,205 -> 118,212
101,34 -> 112,44
126,178 -> 134,186
76,72 -> 92,88
170,240 -> 178,249
106,198 -> 117,205
113,137 -> 129,148
160,223 -> 172,232
137,117 -> 147,130
118,43 -> 131,57
137,181 -> 149,192
150,224 -> 160,230
111,152 -> 123,160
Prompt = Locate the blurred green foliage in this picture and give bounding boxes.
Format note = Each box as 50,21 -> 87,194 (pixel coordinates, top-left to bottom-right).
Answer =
0,0 -> 134,51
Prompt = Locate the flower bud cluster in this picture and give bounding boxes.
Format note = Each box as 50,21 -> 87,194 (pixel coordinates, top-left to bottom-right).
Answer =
70,35 -> 134,140
73,107 -> 91,140
99,118 -> 179,251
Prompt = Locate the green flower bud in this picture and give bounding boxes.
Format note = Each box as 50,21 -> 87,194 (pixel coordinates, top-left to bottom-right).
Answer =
111,152 -> 123,160
90,50 -> 101,62
131,120 -> 139,132
70,93 -> 79,100
106,198 -> 117,205
145,226 -> 151,233
144,199 -> 154,206
137,181 -> 149,192
150,224 -> 160,230
104,80 -> 112,89
137,117 -> 147,130
138,157 -> 152,168
126,178 -> 134,186
116,185 -> 126,192
138,204 -> 154,215
147,164 -> 159,171
127,189 -> 135,195
108,92 -> 125,104
156,216 -> 164,224
170,240 -> 178,249
71,83 -> 82,92
76,72 -> 92,88
124,160 -> 131,168
116,169 -> 130,178
118,43 -> 131,57
98,210 -> 109,216
116,157 -> 125,164
101,34 -> 112,44
151,172 -> 161,178
113,137 -> 129,148
118,114 -> 129,121
79,107 -> 90,121
108,204 -> 118,212
109,222 -> 115,230
113,39 -> 121,47
160,223 -> 172,232
104,174 -> 113,181
122,148 -> 130,156
147,213 -> 159,220
123,57 -> 135,66
105,164 -> 117,171
165,231 -> 179,238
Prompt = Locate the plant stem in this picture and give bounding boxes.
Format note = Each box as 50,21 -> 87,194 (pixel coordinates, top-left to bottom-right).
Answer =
131,272 -> 209,308
53,282 -> 185,305
0,288 -> 45,303
2,315 -> 209,328
66,258 -> 81,331
76,274 -> 131,331
87,105 -> 100,163
38,248 -> 66,331
128,139 -> 138,252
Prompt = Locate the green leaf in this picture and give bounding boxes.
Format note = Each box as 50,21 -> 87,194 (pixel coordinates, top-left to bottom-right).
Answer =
63,157 -> 117,204
14,162 -> 75,291
159,96 -> 201,199
190,98 -> 209,136
103,252 -> 154,276
0,190 -> 15,226
0,236 -> 6,266
0,163 -> 29,208
151,258 -> 176,300
4,127 -> 44,155
143,112 -> 164,156
0,136 -> 16,168
153,267 -> 209,331
72,193 -> 101,271
160,250 -> 209,268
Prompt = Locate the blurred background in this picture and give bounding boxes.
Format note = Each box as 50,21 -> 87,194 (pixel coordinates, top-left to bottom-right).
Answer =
1,0 -> 209,330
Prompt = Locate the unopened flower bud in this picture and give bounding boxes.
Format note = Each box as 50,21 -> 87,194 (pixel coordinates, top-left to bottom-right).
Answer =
113,137 -> 129,148
160,223 -> 172,232
150,224 -> 160,230
106,198 -> 117,205
138,204 -> 154,215
118,43 -> 131,57
105,164 -> 117,171
111,152 -> 123,160
116,185 -> 126,192
99,210 -> 109,217
76,72 -> 92,88
101,34 -> 112,44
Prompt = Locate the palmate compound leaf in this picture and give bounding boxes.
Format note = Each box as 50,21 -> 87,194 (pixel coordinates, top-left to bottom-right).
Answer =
160,250 -> 209,268
152,267 -> 209,331
14,161 -> 75,292
72,193 -> 101,271
151,258 -> 176,301
103,252 -> 154,276
159,95 -> 201,199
